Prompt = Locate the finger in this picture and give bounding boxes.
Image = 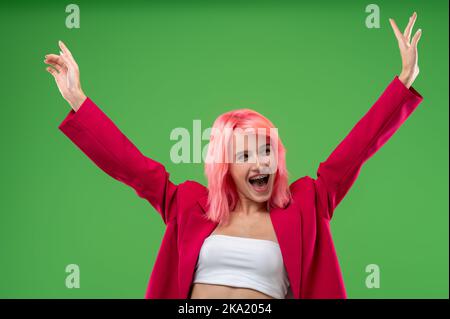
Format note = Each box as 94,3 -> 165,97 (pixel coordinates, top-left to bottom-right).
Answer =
59,51 -> 74,69
44,60 -> 64,73
389,18 -> 406,45
44,54 -> 66,69
58,40 -> 72,57
403,12 -> 417,43
46,66 -> 59,78
59,40 -> 79,67
412,28 -> 422,47
45,54 -> 64,62
45,54 -> 68,70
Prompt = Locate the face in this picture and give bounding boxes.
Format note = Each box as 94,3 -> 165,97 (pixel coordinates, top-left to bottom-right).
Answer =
228,129 -> 278,205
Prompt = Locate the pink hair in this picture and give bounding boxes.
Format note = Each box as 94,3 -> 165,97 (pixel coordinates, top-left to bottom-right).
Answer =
204,108 -> 291,225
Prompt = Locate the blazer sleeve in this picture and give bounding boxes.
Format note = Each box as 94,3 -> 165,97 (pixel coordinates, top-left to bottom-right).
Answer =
312,76 -> 424,220
58,97 -> 178,225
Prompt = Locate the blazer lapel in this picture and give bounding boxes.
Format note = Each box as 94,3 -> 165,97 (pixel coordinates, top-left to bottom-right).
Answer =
179,194 -> 218,298
269,204 -> 302,299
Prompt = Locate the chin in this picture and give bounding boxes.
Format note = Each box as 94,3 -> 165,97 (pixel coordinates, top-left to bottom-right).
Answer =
247,193 -> 271,203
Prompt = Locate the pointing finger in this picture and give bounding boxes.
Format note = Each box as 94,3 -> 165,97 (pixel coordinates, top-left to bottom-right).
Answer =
389,18 -> 406,45
403,12 -> 417,43
58,40 -> 79,67
58,40 -> 72,57
59,51 -> 73,69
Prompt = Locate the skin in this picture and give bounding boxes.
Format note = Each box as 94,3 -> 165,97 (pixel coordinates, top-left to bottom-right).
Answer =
45,13 -> 422,299
229,131 -> 276,213
190,131 -> 278,298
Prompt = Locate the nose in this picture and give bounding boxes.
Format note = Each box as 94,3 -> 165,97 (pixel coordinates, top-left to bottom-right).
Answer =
255,156 -> 261,169
255,153 -> 269,170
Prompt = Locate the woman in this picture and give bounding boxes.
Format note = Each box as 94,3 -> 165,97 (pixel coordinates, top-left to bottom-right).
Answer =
45,13 -> 423,299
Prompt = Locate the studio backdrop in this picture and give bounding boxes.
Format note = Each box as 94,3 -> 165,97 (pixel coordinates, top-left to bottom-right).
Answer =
0,0 -> 448,298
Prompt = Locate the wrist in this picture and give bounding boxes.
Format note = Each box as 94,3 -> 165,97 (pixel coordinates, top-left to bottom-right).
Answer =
399,71 -> 413,89
70,90 -> 87,111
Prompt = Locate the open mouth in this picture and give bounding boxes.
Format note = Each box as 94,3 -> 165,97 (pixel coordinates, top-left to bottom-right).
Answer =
248,174 -> 270,192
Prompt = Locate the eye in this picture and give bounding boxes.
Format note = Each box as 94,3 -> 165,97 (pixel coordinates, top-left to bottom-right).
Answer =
265,145 -> 271,155
237,152 -> 249,162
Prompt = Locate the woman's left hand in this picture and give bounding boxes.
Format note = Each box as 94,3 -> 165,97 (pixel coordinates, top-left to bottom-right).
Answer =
389,12 -> 422,88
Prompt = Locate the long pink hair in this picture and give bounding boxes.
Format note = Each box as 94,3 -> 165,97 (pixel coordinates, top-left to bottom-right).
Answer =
204,108 -> 291,225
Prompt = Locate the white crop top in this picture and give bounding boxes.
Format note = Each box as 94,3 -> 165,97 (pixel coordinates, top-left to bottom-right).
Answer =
192,234 -> 290,299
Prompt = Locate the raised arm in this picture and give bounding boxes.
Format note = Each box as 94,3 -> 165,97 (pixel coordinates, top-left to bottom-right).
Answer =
45,41 -> 179,225
313,12 -> 424,220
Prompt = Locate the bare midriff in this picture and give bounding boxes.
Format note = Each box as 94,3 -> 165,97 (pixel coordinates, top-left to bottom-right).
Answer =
189,283 -> 275,299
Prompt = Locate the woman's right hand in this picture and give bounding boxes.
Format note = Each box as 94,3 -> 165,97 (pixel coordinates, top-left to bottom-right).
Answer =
45,41 -> 87,111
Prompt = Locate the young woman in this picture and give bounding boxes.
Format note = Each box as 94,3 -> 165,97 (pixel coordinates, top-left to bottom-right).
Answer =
45,13 -> 423,299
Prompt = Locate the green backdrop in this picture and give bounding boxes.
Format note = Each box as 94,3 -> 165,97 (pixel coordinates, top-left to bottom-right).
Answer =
0,0 -> 448,298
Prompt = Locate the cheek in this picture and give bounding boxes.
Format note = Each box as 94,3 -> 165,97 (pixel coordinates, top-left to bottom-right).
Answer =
229,165 -> 249,184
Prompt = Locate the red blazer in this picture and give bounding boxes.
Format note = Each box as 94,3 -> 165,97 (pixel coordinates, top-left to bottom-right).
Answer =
58,76 -> 423,299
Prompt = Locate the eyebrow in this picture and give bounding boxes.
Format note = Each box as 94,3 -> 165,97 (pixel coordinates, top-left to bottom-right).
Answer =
236,144 -> 270,153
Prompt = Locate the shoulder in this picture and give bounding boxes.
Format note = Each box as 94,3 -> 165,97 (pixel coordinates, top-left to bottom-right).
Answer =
175,180 -> 209,223
288,176 -> 318,211
176,180 -> 208,206
179,180 -> 208,194
288,176 -> 324,221
289,176 -> 315,195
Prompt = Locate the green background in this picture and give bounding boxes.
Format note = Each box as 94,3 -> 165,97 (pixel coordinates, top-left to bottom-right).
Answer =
0,0 -> 448,298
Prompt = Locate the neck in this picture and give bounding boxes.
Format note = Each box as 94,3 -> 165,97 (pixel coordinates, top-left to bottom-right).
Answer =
233,193 -> 268,216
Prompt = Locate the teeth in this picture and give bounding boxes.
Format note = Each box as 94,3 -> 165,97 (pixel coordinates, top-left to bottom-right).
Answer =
249,174 -> 269,181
